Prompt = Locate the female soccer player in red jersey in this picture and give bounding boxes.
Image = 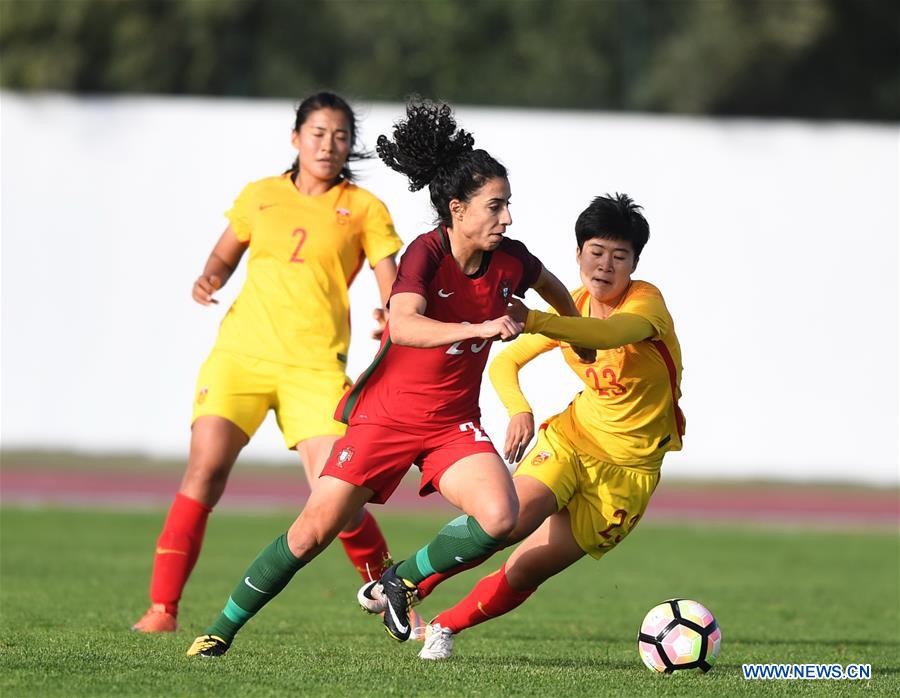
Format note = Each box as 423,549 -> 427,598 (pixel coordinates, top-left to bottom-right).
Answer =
132,93 -> 404,633
413,194 -> 685,660
187,99 -> 585,657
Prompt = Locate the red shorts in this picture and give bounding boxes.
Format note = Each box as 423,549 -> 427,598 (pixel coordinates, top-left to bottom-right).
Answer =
319,420 -> 498,504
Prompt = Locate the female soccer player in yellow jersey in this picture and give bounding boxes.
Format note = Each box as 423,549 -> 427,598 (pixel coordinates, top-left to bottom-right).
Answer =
132,93 -> 405,633
414,193 -> 685,660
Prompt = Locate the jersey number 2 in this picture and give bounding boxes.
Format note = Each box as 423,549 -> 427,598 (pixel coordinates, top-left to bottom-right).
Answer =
290,228 -> 307,263
459,422 -> 491,442
447,322 -> 489,355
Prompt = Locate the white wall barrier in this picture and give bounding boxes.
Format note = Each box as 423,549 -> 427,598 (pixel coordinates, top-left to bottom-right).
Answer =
1,93 -> 897,483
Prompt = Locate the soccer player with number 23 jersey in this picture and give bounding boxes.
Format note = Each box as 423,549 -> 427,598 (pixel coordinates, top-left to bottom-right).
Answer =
414,194 -> 685,661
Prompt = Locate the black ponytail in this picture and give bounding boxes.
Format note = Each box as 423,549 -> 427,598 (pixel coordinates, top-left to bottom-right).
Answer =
377,98 -> 507,226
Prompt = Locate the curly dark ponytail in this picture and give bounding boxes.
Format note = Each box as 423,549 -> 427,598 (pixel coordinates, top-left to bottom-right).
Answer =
377,99 -> 507,227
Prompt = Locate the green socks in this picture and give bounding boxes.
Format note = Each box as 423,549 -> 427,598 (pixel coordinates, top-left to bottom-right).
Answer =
395,515 -> 503,584
206,533 -> 306,643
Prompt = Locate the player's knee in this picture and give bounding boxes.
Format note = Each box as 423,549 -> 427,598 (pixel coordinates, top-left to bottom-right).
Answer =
286,526 -> 327,560
288,511 -> 343,560
476,500 -> 519,540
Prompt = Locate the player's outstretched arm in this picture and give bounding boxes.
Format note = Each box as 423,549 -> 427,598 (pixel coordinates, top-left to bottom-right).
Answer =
389,292 -> 523,348
528,267 -> 595,362
192,225 -> 248,305
524,306 -> 655,350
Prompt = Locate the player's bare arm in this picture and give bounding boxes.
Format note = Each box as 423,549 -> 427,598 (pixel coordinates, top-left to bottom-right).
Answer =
370,255 -> 398,339
529,267 -> 578,317
192,225 -> 248,305
389,292 -> 523,348
529,309 -> 655,350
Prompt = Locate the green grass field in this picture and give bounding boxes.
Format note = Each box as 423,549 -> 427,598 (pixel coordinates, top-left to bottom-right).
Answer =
1,506 -> 897,696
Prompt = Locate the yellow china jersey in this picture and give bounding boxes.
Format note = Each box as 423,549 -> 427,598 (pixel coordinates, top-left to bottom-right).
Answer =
214,175 -> 403,370
490,281 -> 684,466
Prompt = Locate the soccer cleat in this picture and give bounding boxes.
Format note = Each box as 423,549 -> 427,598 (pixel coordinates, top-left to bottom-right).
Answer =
186,634 -> 230,658
357,576 -> 425,639
418,623 -> 454,660
357,579 -> 387,614
379,563 -> 418,642
131,603 -> 177,633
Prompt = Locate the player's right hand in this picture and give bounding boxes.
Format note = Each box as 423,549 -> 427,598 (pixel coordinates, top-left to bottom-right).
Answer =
480,315 -> 524,341
504,411 -> 535,464
192,274 -> 222,305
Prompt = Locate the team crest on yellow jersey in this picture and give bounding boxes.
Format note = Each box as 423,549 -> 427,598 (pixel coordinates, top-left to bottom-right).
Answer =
531,450 -> 551,466
196,386 -> 209,405
335,207 -> 351,225
336,446 -> 355,467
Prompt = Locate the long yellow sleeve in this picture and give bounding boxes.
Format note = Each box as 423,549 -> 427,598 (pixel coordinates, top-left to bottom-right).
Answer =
488,332 -> 557,416
524,310 -> 655,349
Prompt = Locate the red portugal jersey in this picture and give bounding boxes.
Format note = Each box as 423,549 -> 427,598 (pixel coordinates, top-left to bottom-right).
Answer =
337,226 -> 542,427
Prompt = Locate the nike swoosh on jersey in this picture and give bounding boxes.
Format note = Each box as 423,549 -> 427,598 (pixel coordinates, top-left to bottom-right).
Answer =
244,576 -> 271,594
438,289 -> 454,298
258,203 -> 277,210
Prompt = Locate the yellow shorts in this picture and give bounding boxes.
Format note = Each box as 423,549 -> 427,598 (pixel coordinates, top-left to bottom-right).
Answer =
192,349 -> 350,448
513,418 -> 661,560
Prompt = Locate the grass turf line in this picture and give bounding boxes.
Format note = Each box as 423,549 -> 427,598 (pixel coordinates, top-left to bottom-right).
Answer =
1,507 -> 897,696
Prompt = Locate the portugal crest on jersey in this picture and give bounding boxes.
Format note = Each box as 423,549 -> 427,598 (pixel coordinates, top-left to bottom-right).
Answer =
336,446 -> 355,467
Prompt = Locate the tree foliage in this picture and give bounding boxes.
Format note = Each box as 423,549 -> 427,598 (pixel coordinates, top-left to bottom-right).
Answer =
1,0 -> 897,120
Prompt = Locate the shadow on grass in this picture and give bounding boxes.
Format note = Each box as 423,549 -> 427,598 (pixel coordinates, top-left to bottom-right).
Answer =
730,637 -> 900,648
466,654 -> 639,671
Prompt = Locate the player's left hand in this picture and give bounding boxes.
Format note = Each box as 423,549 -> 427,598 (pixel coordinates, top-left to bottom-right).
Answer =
504,411 -> 535,464
371,307 -> 389,340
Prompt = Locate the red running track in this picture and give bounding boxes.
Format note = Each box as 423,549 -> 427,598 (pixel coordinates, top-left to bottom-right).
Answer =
1,467 -> 897,527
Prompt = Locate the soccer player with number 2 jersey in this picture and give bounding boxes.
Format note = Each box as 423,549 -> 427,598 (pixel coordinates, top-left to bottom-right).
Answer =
186,99 -> 588,657
414,194 -> 685,661
132,93 -> 403,634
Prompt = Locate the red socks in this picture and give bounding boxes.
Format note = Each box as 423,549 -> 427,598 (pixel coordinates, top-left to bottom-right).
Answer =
416,554 -> 493,600
149,493 -> 212,614
432,564 -> 536,634
148,499 -> 388,615
337,509 -> 392,582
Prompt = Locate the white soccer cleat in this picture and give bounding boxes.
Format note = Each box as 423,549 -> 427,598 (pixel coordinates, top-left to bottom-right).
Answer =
357,579 -> 387,614
418,623 -> 454,660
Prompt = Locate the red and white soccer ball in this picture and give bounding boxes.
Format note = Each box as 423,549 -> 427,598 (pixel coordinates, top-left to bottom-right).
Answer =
638,599 -> 721,673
